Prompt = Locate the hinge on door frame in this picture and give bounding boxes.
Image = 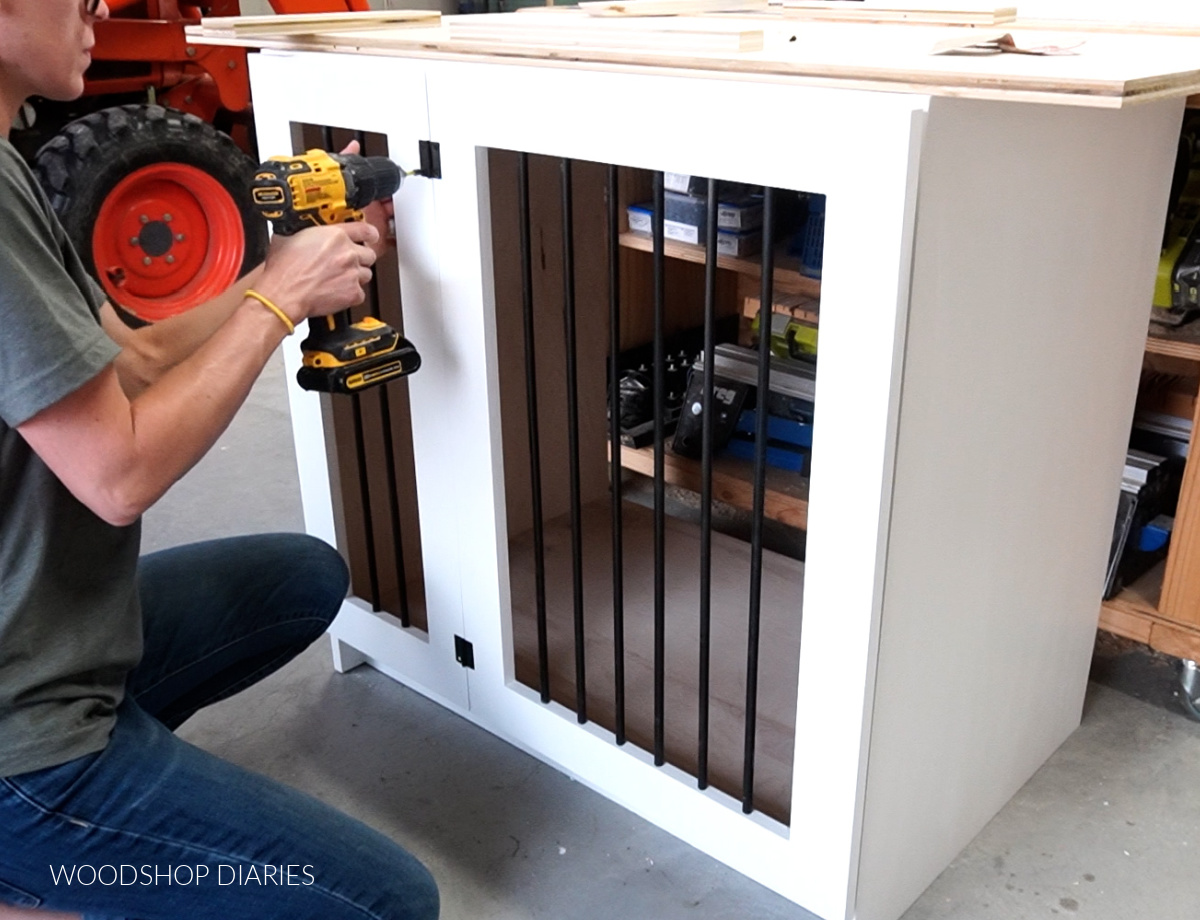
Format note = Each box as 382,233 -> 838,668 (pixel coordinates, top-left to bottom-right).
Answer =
454,635 -> 475,669
418,140 -> 441,179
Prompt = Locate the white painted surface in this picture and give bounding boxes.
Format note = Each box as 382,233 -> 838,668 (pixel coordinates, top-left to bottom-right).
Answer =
244,46 -> 1186,920
249,51 -> 470,710
856,96 -> 1185,920
418,60 -> 929,918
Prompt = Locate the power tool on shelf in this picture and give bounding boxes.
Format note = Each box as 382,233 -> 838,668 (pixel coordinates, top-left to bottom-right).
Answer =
251,148 -> 422,394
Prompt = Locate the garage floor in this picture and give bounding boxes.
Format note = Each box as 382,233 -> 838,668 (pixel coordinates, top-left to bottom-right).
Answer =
148,353 -> 1200,920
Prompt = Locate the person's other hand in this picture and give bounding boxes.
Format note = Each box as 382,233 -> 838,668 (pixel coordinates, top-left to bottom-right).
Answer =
340,139 -> 397,260
257,221 -> 379,323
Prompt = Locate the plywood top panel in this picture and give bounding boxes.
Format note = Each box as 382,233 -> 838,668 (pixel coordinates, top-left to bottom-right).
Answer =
188,9 -> 1200,106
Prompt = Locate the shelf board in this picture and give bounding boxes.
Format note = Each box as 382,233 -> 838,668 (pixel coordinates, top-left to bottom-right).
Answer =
619,231 -> 821,298
615,441 -> 809,530
1099,560 -> 1164,643
1098,560 -> 1200,660
1146,321 -> 1200,362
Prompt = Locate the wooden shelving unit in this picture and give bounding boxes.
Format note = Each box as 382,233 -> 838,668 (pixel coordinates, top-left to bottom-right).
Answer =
1099,324 -> 1200,661
616,441 -> 810,530
615,217 -> 818,533
614,215 -> 820,532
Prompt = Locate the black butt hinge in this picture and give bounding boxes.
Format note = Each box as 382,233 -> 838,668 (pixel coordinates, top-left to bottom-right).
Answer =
454,635 -> 474,669
418,140 -> 441,179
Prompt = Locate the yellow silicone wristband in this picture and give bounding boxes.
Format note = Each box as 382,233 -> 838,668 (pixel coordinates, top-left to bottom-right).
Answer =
244,289 -> 295,336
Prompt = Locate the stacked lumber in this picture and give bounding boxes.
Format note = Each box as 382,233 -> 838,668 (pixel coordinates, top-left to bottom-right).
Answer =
199,9 -> 440,37
781,0 -> 1016,25
446,11 -> 765,52
580,0 -> 768,16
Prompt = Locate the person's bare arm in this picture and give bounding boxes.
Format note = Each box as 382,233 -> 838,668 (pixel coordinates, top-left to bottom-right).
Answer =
99,263 -> 266,399
18,221 -> 378,527
102,138 -> 398,399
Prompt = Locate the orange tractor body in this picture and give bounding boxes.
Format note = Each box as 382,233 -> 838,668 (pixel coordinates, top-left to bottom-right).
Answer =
86,0 -> 369,128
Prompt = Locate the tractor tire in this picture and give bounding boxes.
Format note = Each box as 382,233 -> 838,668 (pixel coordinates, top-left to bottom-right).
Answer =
34,104 -> 268,324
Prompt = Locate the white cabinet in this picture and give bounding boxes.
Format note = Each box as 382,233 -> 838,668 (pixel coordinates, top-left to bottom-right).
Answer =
236,34 -> 1189,920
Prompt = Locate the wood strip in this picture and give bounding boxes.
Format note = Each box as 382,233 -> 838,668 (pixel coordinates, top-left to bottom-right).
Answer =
446,17 -> 765,52
782,0 -> 1016,24
742,292 -> 820,325
615,443 -> 810,530
200,9 -> 439,36
581,0 -> 767,16
1148,619 -> 1200,661
1158,373 -> 1200,626
1147,329 -> 1200,363
1097,604 -> 1154,643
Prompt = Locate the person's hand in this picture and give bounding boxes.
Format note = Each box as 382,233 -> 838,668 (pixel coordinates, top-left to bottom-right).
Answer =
256,221 -> 379,323
360,198 -> 396,261
340,139 -> 397,261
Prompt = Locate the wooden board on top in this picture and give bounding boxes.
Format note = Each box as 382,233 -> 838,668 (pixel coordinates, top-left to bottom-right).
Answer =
581,0 -> 768,17
200,9 -> 439,36
446,12 -> 764,51
185,14 -> 1200,108
1013,0 -> 1200,35
781,0 -> 1016,25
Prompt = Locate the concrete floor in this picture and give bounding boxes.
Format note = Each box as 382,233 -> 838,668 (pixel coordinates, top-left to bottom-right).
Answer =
145,352 -> 1200,920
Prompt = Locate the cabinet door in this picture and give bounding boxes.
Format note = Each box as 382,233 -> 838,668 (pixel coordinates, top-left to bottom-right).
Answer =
249,51 -> 470,709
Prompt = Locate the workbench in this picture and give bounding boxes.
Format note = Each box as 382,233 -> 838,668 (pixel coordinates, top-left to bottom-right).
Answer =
193,9 -> 1200,919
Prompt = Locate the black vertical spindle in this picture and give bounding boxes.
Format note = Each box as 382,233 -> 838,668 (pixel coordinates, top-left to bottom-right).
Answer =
518,153 -> 551,703
698,178 -> 718,788
357,129 -> 411,628
743,186 -> 776,814
561,158 -> 588,725
652,171 -> 667,766
607,164 -> 627,745
322,125 -> 380,611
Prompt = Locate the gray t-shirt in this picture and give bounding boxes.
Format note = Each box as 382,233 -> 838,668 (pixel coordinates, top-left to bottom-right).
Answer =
0,138 -> 143,777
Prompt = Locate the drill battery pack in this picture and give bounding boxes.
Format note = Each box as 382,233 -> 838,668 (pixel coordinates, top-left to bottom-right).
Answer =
297,316 -> 422,395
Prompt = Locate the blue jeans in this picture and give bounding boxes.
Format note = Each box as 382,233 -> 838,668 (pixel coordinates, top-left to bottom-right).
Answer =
0,533 -> 439,920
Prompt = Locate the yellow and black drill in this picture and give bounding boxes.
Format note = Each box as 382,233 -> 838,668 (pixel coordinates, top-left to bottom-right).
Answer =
251,149 -> 422,395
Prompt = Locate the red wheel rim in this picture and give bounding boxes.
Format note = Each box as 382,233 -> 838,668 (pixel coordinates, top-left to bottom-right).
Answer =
92,162 -> 245,322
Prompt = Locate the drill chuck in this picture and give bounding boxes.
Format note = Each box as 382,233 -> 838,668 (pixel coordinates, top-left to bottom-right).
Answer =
340,154 -> 403,211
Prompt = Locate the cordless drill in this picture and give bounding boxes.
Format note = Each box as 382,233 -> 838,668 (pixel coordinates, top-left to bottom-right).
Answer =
251,149 -> 421,395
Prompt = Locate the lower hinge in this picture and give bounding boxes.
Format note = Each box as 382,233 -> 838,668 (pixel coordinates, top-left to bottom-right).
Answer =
454,635 -> 475,669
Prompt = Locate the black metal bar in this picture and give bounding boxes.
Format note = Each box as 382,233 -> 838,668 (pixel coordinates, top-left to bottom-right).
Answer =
652,171 -> 667,766
607,164 -> 627,746
376,386 -> 411,627
561,157 -> 588,725
698,178 -> 718,789
518,153 -> 550,703
357,129 -> 411,628
743,186 -> 776,814
350,384 -> 381,611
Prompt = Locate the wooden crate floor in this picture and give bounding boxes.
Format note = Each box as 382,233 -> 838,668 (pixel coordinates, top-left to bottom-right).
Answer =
508,498 -> 804,824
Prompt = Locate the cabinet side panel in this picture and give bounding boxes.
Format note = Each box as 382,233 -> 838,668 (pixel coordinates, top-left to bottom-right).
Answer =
857,97 -> 1183,920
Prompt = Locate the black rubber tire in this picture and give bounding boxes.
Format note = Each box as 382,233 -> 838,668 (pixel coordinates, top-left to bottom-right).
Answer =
33,103 -> 267,323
